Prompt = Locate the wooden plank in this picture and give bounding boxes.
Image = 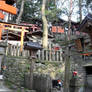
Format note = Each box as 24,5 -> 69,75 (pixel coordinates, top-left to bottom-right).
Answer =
0,1 -> 17,15
0,22 -> 29,29
80,52 -> 92,56
5,27 -> 28,32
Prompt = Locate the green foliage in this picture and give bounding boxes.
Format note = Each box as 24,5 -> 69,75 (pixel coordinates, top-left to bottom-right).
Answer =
87,0 -> 92,5
21,0 -> 42,23
45,7 -> 61,22
13,0 -> 61,23
45,0 -> 61,21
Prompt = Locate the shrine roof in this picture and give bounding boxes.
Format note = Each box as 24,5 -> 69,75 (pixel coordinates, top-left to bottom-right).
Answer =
83,62 -> 92,67
78,13 -> 92,33
27,30 -> 53,38
2,32 -> 29,41
24,41 -> 42,50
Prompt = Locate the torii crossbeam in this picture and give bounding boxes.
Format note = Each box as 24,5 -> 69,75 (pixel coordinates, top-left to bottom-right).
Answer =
0,22 -> 29,51
0,0 -> 17,19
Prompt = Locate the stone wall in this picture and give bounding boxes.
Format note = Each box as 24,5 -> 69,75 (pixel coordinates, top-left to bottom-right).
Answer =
4,56 -> 65,92
4,57 -> 29,87
34,62 -> 65,79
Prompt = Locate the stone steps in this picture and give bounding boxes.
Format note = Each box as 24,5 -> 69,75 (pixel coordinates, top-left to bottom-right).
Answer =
0,76 -> 12,92
0,86 -> 12,92
0,90 -> 12,92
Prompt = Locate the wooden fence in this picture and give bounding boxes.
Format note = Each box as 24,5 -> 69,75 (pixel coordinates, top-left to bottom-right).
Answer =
6,44 -> 30,57
37,50 -> 62,61
6,44 -> 62,62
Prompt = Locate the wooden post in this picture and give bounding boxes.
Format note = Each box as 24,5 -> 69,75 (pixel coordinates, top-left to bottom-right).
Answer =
13,45 -> 16,56
38,50 -> 41,60
49,42 -> 52,61
10,45 -> 12,56
20,27 -> 24,52
0,27 -> 2,40
46,50 -> 48,61
64,47 -> 70,92
60,50 -> 62,61
49,50 -> 51,61
57,51 -> 59,61
42,49 -> 44,61
52,50 -> 55,61
30,57 -> 35,90
16,44 -> 19,56
21,87 -> 25,92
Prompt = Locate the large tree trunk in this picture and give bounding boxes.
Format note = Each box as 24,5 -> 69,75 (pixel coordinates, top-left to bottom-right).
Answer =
41,0 -> 48,49
64,47 -> 70,92
79,0 -> 82,23
64,0 -> 72,92
64,19 -> 71,92
16,0 -> 25,24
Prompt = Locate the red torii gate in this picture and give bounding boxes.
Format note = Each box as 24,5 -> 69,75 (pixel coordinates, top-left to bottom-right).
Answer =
0,22 -> 29,51
0,0 -> 28,51
0,0 -> 17,19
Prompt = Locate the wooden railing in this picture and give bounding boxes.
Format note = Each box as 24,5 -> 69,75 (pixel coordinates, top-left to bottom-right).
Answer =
37,50 -> 62,62
6,44 -> 30,57
6,44 -> 62,62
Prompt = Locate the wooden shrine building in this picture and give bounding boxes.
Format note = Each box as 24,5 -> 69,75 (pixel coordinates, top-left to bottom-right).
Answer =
78,13 -> 92,92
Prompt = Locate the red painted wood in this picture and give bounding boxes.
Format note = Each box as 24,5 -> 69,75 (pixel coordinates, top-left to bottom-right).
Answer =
0,1 -> 17,15
0,12 -> 4,19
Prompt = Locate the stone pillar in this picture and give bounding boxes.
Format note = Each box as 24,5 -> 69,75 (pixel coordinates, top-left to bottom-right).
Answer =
51,88 -> 57,92
21,87 -> 25,92
70,76 -> 80,92
30,57 -> 35,90
0,42 -> 7,74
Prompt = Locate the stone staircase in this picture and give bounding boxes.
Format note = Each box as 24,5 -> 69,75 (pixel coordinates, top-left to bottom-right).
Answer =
0,75 -> 12,92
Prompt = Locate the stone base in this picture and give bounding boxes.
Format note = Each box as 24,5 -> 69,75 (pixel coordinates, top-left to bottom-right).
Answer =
26,90 -> 36,92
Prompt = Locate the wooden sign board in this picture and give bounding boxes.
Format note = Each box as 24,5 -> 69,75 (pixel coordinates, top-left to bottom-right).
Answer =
75,39 -> 83,52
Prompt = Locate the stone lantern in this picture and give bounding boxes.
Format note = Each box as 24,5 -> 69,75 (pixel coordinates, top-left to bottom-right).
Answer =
24,41 -> 42,90
0,42 -> 7,75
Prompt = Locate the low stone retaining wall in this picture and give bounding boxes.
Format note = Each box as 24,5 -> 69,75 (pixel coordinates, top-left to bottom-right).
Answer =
4,57 -> 29,87
3,56 -> 64,92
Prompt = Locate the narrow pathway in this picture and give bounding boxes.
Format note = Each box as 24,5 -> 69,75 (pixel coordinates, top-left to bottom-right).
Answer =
0,75 -> 12,92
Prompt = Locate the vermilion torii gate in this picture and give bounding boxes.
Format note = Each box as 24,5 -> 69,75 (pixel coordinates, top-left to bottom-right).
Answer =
0,0 -> 29,52
0,22 -> 29,51
0,0 -> 17,19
